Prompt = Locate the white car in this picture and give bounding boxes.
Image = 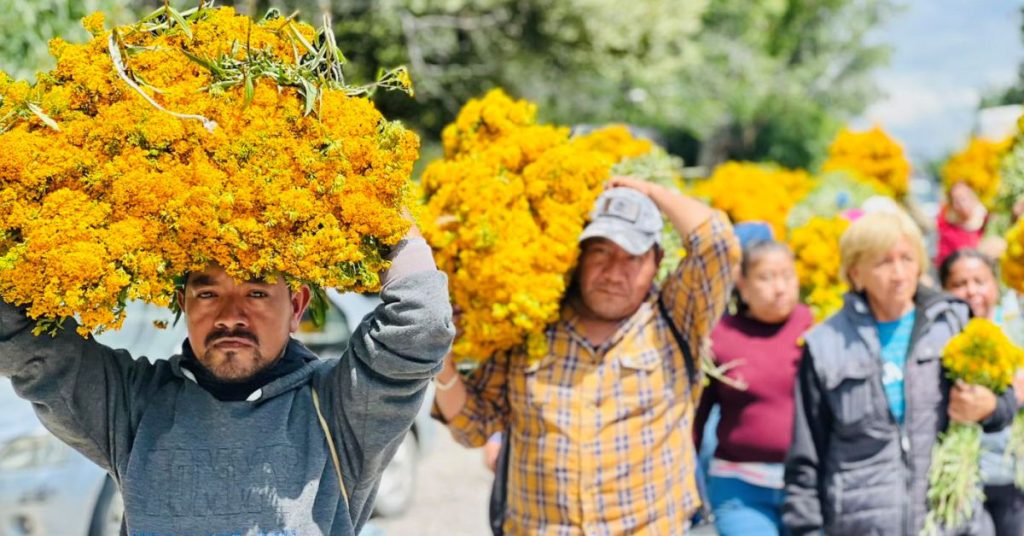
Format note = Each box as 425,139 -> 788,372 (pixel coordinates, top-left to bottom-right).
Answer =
0,292 -> 434,535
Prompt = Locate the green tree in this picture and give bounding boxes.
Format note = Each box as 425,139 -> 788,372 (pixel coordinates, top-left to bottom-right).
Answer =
319,0 -> 710,136
689,0 -> 895,168
0,0 -> 132,81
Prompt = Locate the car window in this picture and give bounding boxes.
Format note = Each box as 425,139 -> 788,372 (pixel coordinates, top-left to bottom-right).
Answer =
92,302 -> 186,360
293,303 -> 351,359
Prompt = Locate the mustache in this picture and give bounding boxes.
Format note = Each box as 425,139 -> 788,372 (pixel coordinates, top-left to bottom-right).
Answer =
205,327 -> 259,347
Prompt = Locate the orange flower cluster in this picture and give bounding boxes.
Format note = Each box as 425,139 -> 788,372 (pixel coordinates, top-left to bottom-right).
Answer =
787,216 -> 850,321
692,161 -> 814,239
421,89 -> 651,363
941,137 -> 1012,207
822,126 -> 911,198
1003,218 -> 1024,294
0,7 -> 417,335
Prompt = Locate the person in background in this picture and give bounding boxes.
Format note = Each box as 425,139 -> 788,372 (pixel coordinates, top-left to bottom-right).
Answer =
936,181 -> 989,268
940,249 -> 1024,536
784,210 -> 1016,536
694,238 -> 813,536
433,177 -> 740,534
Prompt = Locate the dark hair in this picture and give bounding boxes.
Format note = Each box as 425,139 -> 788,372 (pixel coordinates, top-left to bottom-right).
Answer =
740,239 -> 793,277
733,239 -> 795,315
938,248 -> 997,288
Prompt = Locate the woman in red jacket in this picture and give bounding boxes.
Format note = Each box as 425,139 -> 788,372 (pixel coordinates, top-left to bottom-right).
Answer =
694,239 -> 813,535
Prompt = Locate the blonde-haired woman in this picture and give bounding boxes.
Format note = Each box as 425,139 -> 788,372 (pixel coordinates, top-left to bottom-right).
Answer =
783,210 -> 1016,535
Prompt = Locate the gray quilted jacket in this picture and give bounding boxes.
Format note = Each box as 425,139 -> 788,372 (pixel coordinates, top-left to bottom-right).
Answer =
783,287 -> 1015,536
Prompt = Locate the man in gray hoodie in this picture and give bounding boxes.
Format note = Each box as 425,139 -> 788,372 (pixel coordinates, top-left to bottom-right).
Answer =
0,222 -> 454,535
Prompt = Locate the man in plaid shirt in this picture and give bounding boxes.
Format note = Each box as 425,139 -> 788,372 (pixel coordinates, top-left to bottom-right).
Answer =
433,176 -> 740,535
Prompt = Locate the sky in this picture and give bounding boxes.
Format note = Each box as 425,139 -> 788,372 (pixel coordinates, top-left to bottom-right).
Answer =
856,0 -> 1023,169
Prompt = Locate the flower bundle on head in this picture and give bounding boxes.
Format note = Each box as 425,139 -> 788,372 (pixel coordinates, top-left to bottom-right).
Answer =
924,318 -> 1024,535
786,216 -> 849,322
941,137 -> 1012,208
691,161 -> 814,239
420,89 -> 654,365
0,4 -> 418,336
822,126 -> 911,199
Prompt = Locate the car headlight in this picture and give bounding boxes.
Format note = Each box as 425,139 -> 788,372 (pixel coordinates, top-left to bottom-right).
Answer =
0,434 -> 70,470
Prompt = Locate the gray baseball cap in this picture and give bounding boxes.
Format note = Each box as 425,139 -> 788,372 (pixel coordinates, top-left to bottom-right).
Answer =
578,187 -> 664,255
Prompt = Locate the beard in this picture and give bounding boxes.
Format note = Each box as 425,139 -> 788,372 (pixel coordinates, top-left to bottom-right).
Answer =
200,327 -> 270,382
201,347 -> 272,382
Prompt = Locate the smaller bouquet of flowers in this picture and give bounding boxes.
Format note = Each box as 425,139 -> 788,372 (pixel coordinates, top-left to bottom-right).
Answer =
923,318 -> 1024,534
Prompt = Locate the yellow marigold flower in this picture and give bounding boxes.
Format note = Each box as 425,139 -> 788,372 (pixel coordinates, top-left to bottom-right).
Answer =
0,7 -> 417,335
421,90 -> 652,365
941,137 -> 1013,207
822,126 -> 911,198
81,12 -> 106,36
692,161 -> 814,239
787,216 -> 849,321
942,318 -> 1024,393
1003,218 -> 1024,293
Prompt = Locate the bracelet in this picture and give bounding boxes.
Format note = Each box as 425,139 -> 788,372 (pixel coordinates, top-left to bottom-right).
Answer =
435,372 -> 460,392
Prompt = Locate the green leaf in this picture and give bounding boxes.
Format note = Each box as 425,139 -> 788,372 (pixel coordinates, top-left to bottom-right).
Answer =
139,5 -> 168,23
287,22 -> 317,56
309,286 -> 329,328
168,7 -> 193,39
26,103 -> 59,131
300,78 -> 317,116
181,49 -> 223,77
243,71 -> 254,109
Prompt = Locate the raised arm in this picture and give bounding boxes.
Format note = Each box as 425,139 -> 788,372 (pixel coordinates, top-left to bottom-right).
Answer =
0,302 -> 163,476
316,225 -> 455,525
431,348 -> 513,448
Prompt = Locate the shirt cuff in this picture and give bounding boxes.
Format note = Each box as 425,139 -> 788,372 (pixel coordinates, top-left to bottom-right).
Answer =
381,238 -> 437,287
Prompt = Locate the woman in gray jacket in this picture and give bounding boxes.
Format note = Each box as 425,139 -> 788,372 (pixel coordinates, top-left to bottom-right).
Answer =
783,211 -> 1016,536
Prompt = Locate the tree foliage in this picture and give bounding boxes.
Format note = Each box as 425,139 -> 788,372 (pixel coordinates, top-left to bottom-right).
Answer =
689,0 -> 894,168
0,0 -> 131,80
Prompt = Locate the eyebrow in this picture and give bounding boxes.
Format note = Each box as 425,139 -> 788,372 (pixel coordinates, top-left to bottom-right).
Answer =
188,274 -> 216,287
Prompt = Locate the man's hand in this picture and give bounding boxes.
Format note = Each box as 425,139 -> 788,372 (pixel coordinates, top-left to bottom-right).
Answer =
401,207 -> 423,239
948,382 -> 997,424
606,175 -> 659,197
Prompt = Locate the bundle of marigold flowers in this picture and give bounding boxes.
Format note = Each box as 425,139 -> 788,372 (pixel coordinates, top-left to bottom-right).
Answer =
786,216 -> 849,322
941,137 -> 1012,208
822,126 -> 911,198
0,5 -> 417,336
420,89 -> 653,364
1003,218 -> 1024,294
924,318 -> 1024,535
691,161 -> 814,239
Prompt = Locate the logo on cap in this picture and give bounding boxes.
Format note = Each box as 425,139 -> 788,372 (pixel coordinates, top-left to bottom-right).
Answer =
599,197 -> 642,223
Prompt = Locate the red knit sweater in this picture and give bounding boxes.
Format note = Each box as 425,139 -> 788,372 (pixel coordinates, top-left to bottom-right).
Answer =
694,305 -> 814,463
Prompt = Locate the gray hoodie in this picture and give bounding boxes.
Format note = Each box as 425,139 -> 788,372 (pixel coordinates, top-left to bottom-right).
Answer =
0,239 -> 454,535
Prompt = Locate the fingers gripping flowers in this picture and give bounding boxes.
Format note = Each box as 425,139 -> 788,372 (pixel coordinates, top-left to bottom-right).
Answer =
0,6 -> 417,336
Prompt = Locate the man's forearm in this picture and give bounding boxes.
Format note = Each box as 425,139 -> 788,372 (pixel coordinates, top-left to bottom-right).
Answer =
605,176 -> 714,237
647,183 -> 714,237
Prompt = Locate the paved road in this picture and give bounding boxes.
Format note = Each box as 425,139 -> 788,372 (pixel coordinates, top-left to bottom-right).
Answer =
368,429 -> 719,535
370,430 -> 493,535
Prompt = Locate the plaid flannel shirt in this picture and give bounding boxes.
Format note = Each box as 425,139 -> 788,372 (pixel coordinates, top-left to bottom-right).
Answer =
439,213 -> 739,535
